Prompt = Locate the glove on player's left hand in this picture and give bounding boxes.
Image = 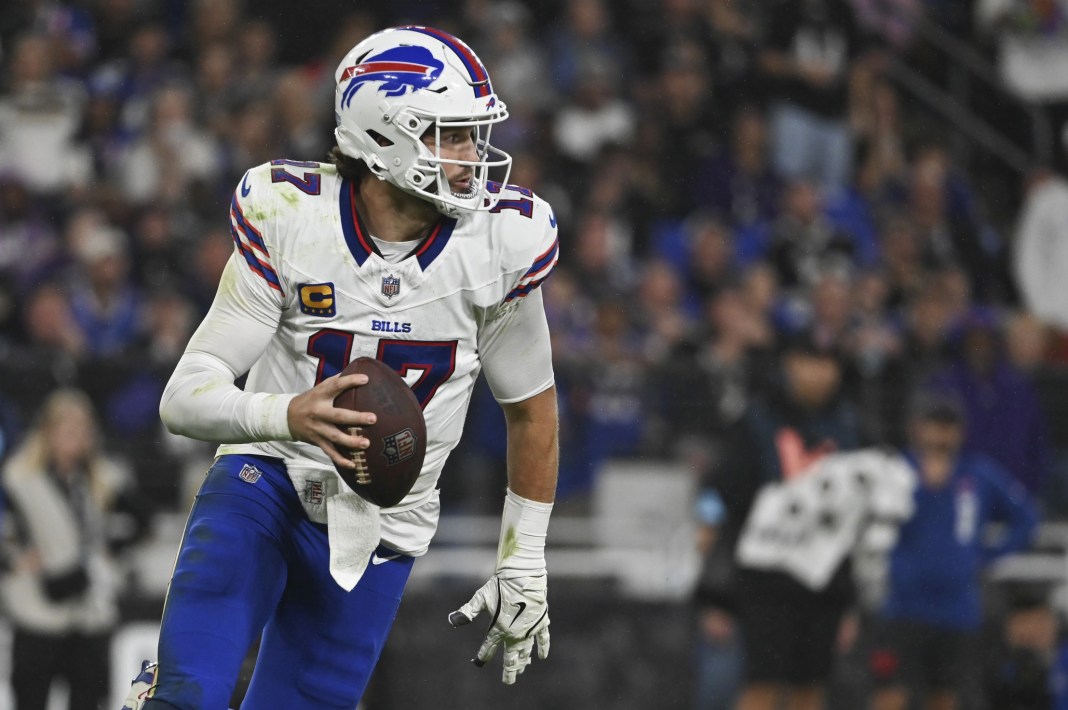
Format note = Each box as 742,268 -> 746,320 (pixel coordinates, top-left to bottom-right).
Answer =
449,573 -> 550,685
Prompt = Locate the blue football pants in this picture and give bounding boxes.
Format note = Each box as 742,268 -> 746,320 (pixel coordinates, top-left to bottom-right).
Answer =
145,454 -> 413,709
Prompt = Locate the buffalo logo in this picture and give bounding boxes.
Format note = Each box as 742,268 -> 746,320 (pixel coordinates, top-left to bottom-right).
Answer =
382,428 -> 418,466
381,274 -> 401,299
339,46 -> 445,108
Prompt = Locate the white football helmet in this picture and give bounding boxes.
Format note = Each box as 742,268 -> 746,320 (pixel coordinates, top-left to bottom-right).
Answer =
334,26 -> 512,216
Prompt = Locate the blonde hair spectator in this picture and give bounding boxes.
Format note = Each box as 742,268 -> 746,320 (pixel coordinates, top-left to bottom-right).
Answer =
1,389 -> 131,710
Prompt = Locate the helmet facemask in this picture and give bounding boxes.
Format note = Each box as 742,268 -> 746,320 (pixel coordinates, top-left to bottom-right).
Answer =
407,114 -> 512,216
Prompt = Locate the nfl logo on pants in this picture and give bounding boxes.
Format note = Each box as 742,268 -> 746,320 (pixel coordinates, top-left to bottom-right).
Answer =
382,274 -> 401,298
238,464 -> 261,483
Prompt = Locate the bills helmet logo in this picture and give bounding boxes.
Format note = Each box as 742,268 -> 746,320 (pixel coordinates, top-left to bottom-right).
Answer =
382,274 -> 401,298
340,46 -> 445,108
382,428 -> 418,465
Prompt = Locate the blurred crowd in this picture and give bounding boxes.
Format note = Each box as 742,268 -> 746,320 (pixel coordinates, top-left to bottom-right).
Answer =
2,0 -> 1068,708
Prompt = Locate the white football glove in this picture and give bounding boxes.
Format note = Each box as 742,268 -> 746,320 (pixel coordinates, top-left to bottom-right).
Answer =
449,573 -> 550,684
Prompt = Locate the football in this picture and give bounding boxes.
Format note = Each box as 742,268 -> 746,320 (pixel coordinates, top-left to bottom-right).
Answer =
333,357 -> 427,508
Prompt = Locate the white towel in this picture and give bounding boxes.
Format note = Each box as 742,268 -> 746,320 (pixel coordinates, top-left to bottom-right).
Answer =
285,460 -> 381,591
326,491 -> 381,591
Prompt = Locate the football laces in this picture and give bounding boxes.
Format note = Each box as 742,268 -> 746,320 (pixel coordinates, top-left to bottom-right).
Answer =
348,426 -> 372,485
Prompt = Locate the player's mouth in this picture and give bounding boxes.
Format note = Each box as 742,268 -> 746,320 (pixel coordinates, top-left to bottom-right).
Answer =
450,174 -> 476,198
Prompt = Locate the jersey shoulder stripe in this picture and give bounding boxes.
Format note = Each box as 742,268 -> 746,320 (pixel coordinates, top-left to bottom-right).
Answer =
503,274 -> 551,303
521,236 -> 559,282
230,224 -> 282,292
231,193 -> 268,254
504,236 -> 559,302
229,174 -> 283,294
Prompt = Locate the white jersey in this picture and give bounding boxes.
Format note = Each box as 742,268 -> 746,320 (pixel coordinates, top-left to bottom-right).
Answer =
164,159 -> 558,554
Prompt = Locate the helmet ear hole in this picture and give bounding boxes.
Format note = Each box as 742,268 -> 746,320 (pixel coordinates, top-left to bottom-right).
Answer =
365,129 -> 394,147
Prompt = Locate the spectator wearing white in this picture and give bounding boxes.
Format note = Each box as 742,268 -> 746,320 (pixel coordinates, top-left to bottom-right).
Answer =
1014,169 -> 1068,331
552,58 -> 635,164
0,390 -> 130,710
0,34 -> 91,194
977,0 -> 1068,104
118,84 -> 219,204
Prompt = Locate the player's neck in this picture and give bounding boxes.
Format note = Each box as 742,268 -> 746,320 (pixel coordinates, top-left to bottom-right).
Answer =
355,177 -> 440,243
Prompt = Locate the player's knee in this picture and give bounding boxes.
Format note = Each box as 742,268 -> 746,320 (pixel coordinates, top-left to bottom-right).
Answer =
170,518 -> 267,596
295,643 -> 377,708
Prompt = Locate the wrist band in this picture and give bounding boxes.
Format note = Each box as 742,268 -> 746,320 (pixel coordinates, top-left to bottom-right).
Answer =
495,488 -> 553,579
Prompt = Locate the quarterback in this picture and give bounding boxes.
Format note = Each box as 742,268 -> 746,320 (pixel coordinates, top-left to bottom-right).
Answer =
123,26 -> 558,709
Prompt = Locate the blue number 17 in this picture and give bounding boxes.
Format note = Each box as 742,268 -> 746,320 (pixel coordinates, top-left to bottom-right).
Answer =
306,330 -> 457,408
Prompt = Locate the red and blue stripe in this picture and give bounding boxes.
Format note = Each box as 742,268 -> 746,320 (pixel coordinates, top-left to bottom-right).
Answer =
414,217 -> 457,270
504,237 -> 559,302
403,26 -> 492,98
339,180 -> 376,266
230,194 -> 282,293
340,179 -> 456,270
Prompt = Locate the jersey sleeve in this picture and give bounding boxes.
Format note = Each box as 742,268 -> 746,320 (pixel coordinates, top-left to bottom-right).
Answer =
480,288 -> 555,404
480,196 -> 559,403
228,168 -> 288,307
158,169 -> 295,443
159,254 -> 294,442
500,199 -> 559,306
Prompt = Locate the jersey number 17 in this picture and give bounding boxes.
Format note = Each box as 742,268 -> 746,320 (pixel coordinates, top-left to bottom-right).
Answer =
307,329 -> 457,408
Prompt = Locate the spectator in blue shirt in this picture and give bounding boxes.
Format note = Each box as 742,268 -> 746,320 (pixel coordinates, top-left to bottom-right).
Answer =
929,308 -> 1052,497
870,393 -> 1037,710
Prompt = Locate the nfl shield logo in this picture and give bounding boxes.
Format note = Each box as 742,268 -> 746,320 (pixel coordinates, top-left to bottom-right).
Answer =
382,274 -> 401,299
382,428 -> 417,465
304,480 -> 324,504
238,464 -> 261,483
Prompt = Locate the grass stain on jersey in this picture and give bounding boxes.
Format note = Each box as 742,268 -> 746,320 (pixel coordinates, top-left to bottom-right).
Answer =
217,266 -> 239,299
192,380 -> 226,397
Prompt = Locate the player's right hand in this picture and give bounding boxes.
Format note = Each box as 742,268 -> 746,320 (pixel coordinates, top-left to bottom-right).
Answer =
287,373 -> 377,470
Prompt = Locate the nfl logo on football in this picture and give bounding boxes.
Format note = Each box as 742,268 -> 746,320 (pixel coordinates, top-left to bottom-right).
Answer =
382,428 -> 417,465
381,274 -> 401,299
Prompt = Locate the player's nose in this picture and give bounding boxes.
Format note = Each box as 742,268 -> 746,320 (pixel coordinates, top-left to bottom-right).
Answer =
460,137 -> 478,162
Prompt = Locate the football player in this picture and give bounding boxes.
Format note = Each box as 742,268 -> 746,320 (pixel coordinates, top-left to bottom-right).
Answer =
122,26 -> 558,710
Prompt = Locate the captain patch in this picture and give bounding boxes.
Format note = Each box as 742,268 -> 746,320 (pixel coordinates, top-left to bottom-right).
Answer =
299,282 -> 336,317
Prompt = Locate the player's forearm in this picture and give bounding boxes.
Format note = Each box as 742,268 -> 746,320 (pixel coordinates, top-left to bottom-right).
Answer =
502,386 -> 559,503
160,351 -> 295,443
